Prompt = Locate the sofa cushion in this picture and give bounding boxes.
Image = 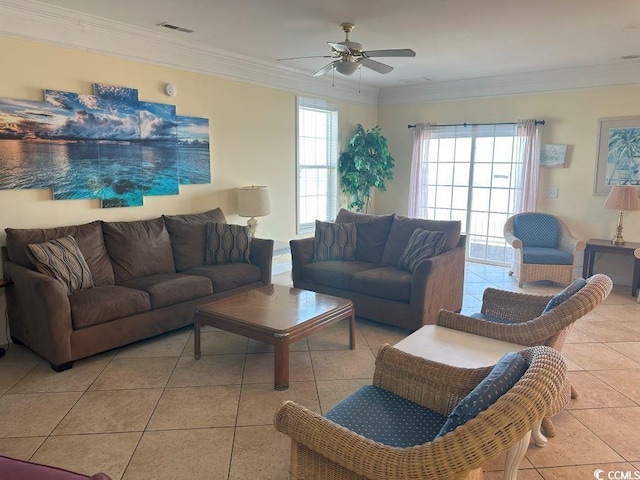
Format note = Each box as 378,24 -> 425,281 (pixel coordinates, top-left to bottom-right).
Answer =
121,273 -> 213,309
205,223 -> 251,265
27,236 -> 94,295
325,385 -> 447,448
182,263 -> 262,292
335,209 -> 395,264
302,261 -> 379,290
522,246 -> 574,265
397,229 -> 447,272
350,267 -> 412,302
381,216 -> 461,267
69,285 -> 151,329
437,352 -> 527,437
5,220 -> 115,285
543,277 -> 587,313
313,220 -> 357,262
514,213 -> 560,248
102,218 -> 176,284
163,208 -> 227,271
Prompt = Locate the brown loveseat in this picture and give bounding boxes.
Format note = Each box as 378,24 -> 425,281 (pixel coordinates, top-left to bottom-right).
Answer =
290,209 -> 465,331
2,208 -> 273,371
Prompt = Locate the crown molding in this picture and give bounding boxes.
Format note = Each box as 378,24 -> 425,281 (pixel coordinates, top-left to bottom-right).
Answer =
2,0 -> 639,109
0,0 -> 379,106
378,62 -> 640,106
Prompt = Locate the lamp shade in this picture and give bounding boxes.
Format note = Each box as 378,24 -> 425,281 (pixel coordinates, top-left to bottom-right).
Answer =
238,185 -> 271,218
604,186 -> 640,211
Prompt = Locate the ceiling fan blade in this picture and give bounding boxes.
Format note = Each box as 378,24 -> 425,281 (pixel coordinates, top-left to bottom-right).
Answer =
360,58 -> 394,74
276,55 -> 332,61
313,62 -> 337,77
328,42 -> 351,54
363,48 -> 416,58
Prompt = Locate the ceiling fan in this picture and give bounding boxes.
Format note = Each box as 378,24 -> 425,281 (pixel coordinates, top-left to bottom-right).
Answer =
276,23 -> 416,77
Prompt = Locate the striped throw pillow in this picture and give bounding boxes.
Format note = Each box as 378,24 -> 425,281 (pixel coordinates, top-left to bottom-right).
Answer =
313,220 -> 357,262
26,235 -> 94,295
205,223 -> 251,265
397,229 -> 446,272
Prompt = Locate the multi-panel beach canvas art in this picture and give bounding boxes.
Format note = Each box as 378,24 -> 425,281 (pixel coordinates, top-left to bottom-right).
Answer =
0,83 -> 211,207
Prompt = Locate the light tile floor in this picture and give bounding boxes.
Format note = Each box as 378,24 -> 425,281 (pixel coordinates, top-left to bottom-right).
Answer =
0,262 -> 639,479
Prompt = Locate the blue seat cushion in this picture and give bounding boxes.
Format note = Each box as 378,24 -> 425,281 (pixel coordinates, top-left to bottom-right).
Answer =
543,277 -> 587,313
470,312 -> 514,324
514,213 -> 560,248
437,352 -> 527,437
325,385 -> 447,448
522,246 -> 574,265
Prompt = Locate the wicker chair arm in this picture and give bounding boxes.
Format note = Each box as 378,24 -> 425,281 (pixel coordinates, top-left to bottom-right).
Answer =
503,230 -> 522,249
436,310 -> 551,346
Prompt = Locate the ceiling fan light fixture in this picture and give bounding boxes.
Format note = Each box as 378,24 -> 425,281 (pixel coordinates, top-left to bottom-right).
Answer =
335,61 -> 360,76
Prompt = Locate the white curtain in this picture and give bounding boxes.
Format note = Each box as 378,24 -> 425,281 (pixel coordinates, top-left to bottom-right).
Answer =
514,119 -> 543,213
408,123 -> 432,218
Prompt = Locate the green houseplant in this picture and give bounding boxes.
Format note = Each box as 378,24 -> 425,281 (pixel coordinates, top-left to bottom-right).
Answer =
339,124 -> 395,213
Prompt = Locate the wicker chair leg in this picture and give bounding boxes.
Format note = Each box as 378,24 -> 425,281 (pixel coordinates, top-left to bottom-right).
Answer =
541,417 -> 555,438
504,431 -> 531,480
531,420 -> 547,447
571,385 -> 579,399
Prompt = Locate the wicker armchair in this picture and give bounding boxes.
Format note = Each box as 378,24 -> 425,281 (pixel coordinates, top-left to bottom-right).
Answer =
504,213 -> 585,287
275,345 -> 567,480
437,273 -> 613,436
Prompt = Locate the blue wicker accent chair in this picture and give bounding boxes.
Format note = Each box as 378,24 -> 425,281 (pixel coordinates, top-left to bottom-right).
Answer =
275,345 -> 567,480
504,213 -> 585,287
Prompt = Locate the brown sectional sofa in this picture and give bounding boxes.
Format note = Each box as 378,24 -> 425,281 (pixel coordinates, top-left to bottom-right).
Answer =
2,208 -> 273,371
291,209 -> 465,331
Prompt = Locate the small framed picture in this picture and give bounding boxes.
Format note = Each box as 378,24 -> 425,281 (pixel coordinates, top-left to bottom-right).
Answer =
540,144 -> 568,168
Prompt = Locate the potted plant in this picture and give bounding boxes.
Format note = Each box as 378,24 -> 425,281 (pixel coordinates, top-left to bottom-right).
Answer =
339,124 -> 395,213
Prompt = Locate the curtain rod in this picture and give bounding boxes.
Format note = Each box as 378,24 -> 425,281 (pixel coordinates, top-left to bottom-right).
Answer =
407,120 -> 545,128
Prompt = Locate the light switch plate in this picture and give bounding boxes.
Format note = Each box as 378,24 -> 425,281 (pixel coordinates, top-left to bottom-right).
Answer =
546,187 -> 559,198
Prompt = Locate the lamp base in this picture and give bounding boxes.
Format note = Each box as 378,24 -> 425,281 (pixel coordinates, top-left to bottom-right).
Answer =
611,210 -> 625,245
246,217 -> 258,237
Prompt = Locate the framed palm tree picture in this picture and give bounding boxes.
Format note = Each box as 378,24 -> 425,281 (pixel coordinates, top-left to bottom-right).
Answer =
595,116 -> 640,195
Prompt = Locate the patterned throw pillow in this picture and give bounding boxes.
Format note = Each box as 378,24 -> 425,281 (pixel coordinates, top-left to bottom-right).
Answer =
542,277 -> 587,313
26,235 -> 94,295
205,223 -> 251,265
397,229 -> 446,272
313,220 -> 357,262
436,352 -> 527,437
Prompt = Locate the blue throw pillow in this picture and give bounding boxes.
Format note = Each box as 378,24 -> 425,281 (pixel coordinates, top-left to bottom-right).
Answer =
436,352 -> 528,437
543,277 -> 587,313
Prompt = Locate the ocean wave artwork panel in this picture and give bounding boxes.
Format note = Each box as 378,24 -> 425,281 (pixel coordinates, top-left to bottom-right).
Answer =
0,84 -> 210,207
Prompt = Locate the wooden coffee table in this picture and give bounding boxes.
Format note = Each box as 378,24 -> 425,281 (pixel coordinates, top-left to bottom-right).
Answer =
194,284 -> 355,390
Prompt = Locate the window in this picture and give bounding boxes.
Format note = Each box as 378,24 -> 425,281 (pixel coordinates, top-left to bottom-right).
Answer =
415,124 -> 520,265
296,97 -> 338,234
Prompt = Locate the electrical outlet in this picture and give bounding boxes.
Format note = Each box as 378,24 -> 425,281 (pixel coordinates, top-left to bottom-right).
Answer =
546,187 -> 559,198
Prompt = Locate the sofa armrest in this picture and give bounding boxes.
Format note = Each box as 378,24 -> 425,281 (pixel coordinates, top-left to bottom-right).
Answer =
290,237 -> 314,287
2,260 -> 73,366
410,239 -> 465,326
557,220 -> 585,256
249,237 -> 274,285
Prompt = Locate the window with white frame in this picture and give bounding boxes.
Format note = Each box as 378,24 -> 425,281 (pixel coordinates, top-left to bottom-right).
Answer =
296,97 -> 338,234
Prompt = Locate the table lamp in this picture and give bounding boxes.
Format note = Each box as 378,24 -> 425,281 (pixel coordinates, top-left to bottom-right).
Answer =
238,185 -> 271,236
604,185 -> 639,245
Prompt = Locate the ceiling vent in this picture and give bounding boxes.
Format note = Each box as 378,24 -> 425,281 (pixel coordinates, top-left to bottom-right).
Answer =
157,22 -> 194,34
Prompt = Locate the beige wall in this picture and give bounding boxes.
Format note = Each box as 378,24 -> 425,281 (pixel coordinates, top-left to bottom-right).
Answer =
0,35 -> 377,344
377,86 -> 640,282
